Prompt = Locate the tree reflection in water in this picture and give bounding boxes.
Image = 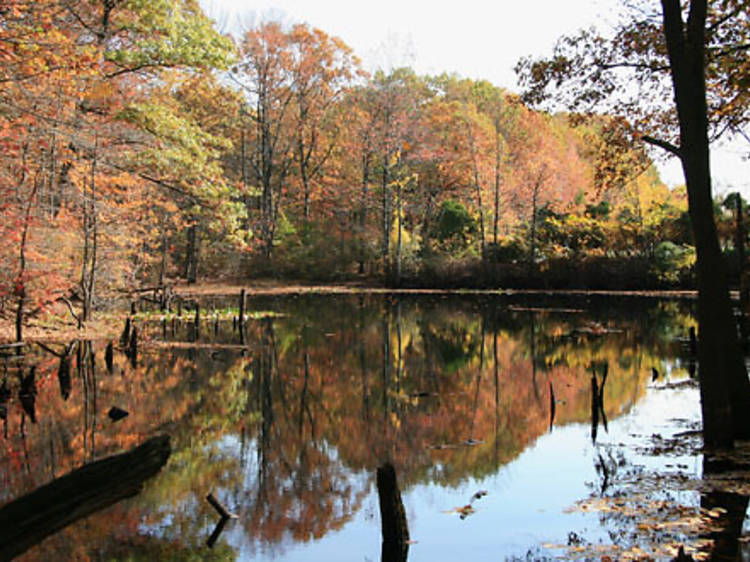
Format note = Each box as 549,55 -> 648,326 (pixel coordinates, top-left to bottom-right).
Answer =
0,294 -> 702,560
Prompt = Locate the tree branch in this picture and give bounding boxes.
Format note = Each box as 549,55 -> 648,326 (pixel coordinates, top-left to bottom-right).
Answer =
60,296 -> 81,325
642,135 -> 682,157
599,61 -> 670,72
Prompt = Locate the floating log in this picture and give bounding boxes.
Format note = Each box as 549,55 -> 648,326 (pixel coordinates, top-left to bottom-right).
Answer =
0,435 -> 170,560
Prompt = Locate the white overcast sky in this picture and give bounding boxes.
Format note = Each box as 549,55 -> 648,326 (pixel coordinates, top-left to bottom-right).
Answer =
200,0 -> 750,197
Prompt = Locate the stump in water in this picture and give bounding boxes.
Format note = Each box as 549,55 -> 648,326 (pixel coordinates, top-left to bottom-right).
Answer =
119,317 -> 131,348
194,305 -> 201,339
0,435 -> 171,560
128,326 -> 138,368
20,366 -> 36,423
238,289 -> 246,344
57,354 -> 71,400
377,462 -> 409,562
105,342 -> 114,374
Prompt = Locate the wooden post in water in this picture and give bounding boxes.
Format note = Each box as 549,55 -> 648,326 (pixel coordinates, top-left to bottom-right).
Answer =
377,462 -> 409,562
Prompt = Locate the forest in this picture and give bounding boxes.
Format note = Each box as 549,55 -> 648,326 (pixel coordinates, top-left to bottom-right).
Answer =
4,1 -> 750,560
3,0 -> 743,341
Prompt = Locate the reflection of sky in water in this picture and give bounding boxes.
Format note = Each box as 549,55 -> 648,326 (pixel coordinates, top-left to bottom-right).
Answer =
202,378 -> 701,561
4,296 -> 703,560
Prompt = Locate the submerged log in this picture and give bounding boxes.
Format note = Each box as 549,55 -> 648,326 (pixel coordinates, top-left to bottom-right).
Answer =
0,435 -> 170,560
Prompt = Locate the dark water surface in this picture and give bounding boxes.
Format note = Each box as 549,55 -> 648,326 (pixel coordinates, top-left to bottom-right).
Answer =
0,294 -> 704,560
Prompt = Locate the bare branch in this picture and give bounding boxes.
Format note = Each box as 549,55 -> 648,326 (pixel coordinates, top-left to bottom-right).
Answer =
642,135 -> 682,157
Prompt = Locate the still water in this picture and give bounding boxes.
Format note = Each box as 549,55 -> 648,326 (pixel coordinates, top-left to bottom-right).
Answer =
0,293 -> 703,560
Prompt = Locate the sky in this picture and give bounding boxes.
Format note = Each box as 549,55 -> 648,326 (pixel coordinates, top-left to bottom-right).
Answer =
200,0 -> 749,197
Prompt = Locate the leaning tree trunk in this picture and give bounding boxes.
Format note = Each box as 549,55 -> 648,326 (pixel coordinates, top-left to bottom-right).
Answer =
659,0 -> 750,447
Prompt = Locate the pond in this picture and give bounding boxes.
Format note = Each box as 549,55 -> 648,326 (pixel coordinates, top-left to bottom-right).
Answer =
0,293 -> 717,560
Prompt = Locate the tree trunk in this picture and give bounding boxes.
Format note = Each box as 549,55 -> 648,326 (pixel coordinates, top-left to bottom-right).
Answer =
528,173 -> 542,276
493,133 -> 502,248
395,177 -> 403,286
185,222 -> 198,285
158,214 -> 167,287
359,153 -> 370,275
659,0 -> 750,447
80,141 -> 99,325
14,143 -> 34,343
382,153 -> 391,280
465,120 -> 487,259
736,194 -> 745,285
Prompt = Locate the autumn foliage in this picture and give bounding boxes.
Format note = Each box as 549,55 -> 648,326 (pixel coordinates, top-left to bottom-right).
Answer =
0,6 -> 696,336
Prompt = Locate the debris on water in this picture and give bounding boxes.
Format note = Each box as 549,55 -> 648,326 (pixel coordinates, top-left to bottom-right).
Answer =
445,489 -> 488,520
472,490 -> 488,501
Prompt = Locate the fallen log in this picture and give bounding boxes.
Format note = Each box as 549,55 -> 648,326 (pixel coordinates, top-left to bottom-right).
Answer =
0,435 -> 170,560
0,342 -> 25,356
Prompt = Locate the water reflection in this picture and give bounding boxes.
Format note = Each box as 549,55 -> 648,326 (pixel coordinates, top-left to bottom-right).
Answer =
0,294 -> 696,560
